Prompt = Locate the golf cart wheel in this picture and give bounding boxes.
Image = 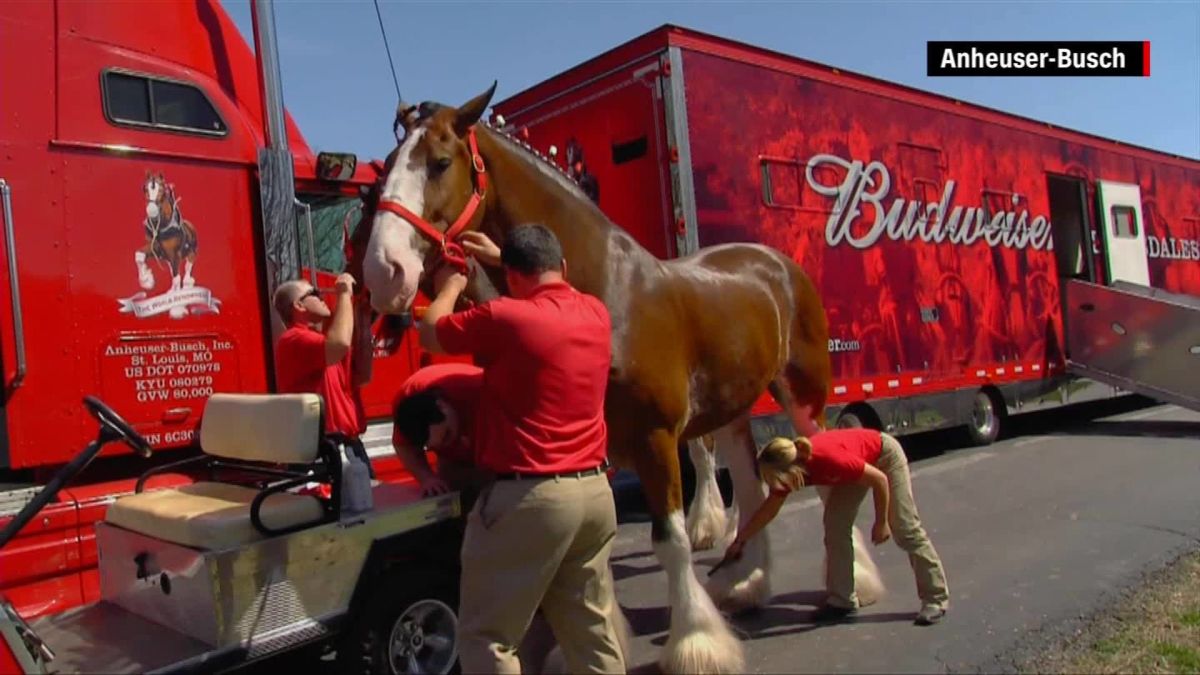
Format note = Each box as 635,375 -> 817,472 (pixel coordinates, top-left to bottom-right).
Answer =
965,387 -> 1005,446
339,568 -> 461,675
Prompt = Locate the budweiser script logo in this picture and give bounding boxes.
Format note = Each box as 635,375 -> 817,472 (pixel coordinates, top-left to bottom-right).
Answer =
805,154 -> 1053,251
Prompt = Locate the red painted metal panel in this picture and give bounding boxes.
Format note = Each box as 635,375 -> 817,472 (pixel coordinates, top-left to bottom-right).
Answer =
55,0 -> 313,161
663,26 -> 1197,169
0,500 -> 81,621
678,46 -> 1199,401
493,57 -> 675,260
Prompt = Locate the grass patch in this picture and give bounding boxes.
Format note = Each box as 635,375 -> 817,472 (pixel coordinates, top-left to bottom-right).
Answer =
1179,610 -> 1200,628
1152,642 -> 1200,672
1022,549 -> 1200,674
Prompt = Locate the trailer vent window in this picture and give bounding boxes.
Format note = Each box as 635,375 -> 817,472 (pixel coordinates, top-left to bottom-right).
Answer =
103,70 -> 228,136
759,157 -> 803,209
1110,206 -> 1139,239
611,136 -> 648,165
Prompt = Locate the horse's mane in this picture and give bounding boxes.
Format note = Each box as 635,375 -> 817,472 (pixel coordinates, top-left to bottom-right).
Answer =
479,119 -> 604,211
346,109 -> 652,285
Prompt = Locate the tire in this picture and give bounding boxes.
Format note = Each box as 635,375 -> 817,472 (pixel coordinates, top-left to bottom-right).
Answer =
338,567 -> 461,675
964,388 -> 1004,446
835,410 -> 866,429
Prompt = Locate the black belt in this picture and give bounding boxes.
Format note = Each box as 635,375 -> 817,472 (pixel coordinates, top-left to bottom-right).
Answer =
494,461 -> 610,482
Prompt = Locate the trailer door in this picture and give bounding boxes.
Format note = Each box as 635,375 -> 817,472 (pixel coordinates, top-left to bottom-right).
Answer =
1096,180 -> 1150,286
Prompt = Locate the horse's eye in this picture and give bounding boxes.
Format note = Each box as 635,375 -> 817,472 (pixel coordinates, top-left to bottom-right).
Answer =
431,157 -> 452,175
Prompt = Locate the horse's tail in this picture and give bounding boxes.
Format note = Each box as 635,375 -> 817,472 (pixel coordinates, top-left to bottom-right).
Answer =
770,251 -> 831,435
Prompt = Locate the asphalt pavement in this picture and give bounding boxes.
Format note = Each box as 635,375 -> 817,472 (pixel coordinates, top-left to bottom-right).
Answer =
602,395 -> 1200,674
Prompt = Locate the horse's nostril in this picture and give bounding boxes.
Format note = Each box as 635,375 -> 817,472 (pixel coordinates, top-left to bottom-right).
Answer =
389,260 -> 406,284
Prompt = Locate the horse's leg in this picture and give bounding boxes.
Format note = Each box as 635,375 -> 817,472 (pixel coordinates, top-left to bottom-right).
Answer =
168,254 -> 182,292
182,254 -> 196,288
637,427 -> 744,675
685,433 -> 727,551
136,247 -> 154,290
705,415 -> 773,613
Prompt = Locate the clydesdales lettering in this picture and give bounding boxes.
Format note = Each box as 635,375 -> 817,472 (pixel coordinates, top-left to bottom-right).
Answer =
1147,236 -> 1200,261
805,153 -> 1054,251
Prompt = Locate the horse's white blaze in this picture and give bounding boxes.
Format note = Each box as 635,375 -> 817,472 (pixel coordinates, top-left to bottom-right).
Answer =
364,127 -> 428,313
654,510 -> 745,674
686,436 -> 727,551
145,179 -> 161,219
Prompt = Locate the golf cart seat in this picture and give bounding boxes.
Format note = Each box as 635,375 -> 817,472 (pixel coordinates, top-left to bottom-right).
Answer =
105,394 -> 340,550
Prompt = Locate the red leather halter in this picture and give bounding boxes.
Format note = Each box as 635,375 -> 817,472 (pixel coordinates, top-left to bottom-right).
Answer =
375,129 -> 488,276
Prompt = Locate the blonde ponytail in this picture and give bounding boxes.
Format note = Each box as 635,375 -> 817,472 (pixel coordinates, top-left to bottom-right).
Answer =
758,436 -> 811,492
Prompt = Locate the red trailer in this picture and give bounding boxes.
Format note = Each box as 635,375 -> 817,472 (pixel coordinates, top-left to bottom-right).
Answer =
491,24 -> 1200,447
0,0 -> 455,625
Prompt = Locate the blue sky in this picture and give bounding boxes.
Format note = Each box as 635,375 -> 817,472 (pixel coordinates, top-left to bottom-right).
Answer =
220,1 -> 1199,162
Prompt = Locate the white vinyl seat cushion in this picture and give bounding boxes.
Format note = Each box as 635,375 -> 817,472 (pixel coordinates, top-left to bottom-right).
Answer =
200,393 -> 323,465
105,482 -> 325,550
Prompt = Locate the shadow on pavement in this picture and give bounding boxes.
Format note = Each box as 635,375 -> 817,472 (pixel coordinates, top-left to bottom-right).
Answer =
1043,419 -> 1200,439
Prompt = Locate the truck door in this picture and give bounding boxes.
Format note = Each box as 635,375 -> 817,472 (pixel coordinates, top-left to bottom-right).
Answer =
0,5 -> 274,469
1096,180 -> 1151,287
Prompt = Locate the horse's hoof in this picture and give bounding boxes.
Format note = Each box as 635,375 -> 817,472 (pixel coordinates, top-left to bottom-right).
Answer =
661,623 -> 745,675
707,566 -> 770,614
169,307 -> 187,320
183,277 -> 196,289
138,274 -> 154,291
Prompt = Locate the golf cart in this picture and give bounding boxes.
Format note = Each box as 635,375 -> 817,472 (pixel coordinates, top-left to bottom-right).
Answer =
0,394 -> 464,674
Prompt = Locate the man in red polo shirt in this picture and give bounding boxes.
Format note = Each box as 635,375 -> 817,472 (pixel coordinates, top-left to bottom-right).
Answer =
272,273 -> 374,477
420,224 -> 625,674
390,362 -> 492,505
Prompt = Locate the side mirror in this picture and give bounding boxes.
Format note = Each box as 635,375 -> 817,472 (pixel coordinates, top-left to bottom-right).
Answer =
316,152 -> 358,181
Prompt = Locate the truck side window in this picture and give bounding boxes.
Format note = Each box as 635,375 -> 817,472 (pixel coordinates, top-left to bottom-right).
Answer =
102,70 -> 227,136
1110,206 -> 1138,238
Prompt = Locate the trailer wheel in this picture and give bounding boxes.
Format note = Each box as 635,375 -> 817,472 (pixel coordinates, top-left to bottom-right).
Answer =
835,405 -> 878,430
965,388 -> 1005,446
339,567 -> 461,675
835,412 -> 865,429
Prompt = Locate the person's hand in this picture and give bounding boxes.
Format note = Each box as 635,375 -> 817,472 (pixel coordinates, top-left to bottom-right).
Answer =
460,231 -> 501,267
335,272 -> 356,295
432,266 -> 468,296
871,520 -> 892,545
419,475 -> 451,498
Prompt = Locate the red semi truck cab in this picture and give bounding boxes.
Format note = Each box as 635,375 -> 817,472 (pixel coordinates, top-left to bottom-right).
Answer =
0,0 -> 436,621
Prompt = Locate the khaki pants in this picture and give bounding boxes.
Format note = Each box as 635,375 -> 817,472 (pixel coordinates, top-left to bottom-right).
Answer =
458,472 -> 626,674
438,456 -> 494,514
823,433 -> 950,610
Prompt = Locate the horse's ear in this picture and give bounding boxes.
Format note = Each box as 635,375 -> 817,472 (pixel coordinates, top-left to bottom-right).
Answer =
453,80 -> 497,137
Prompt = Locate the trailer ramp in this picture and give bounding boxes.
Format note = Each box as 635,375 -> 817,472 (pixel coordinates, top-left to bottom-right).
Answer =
1065,279 -> 1200,412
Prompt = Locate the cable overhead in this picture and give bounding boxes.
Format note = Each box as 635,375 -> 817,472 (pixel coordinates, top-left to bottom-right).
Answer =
373,0 -> 402,104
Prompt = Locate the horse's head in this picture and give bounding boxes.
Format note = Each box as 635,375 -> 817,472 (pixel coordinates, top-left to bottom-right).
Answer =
143,172 -> 174,223
361,82 -> 497,315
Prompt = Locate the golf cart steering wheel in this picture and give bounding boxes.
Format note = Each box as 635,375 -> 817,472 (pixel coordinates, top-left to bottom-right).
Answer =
83,396 -> 153,458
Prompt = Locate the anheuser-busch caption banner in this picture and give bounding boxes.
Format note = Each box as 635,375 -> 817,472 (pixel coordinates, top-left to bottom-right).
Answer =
927,41 -> 1149,77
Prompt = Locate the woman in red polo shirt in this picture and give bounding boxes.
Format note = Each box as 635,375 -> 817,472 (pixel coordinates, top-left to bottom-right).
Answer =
723,428 -> 950,626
